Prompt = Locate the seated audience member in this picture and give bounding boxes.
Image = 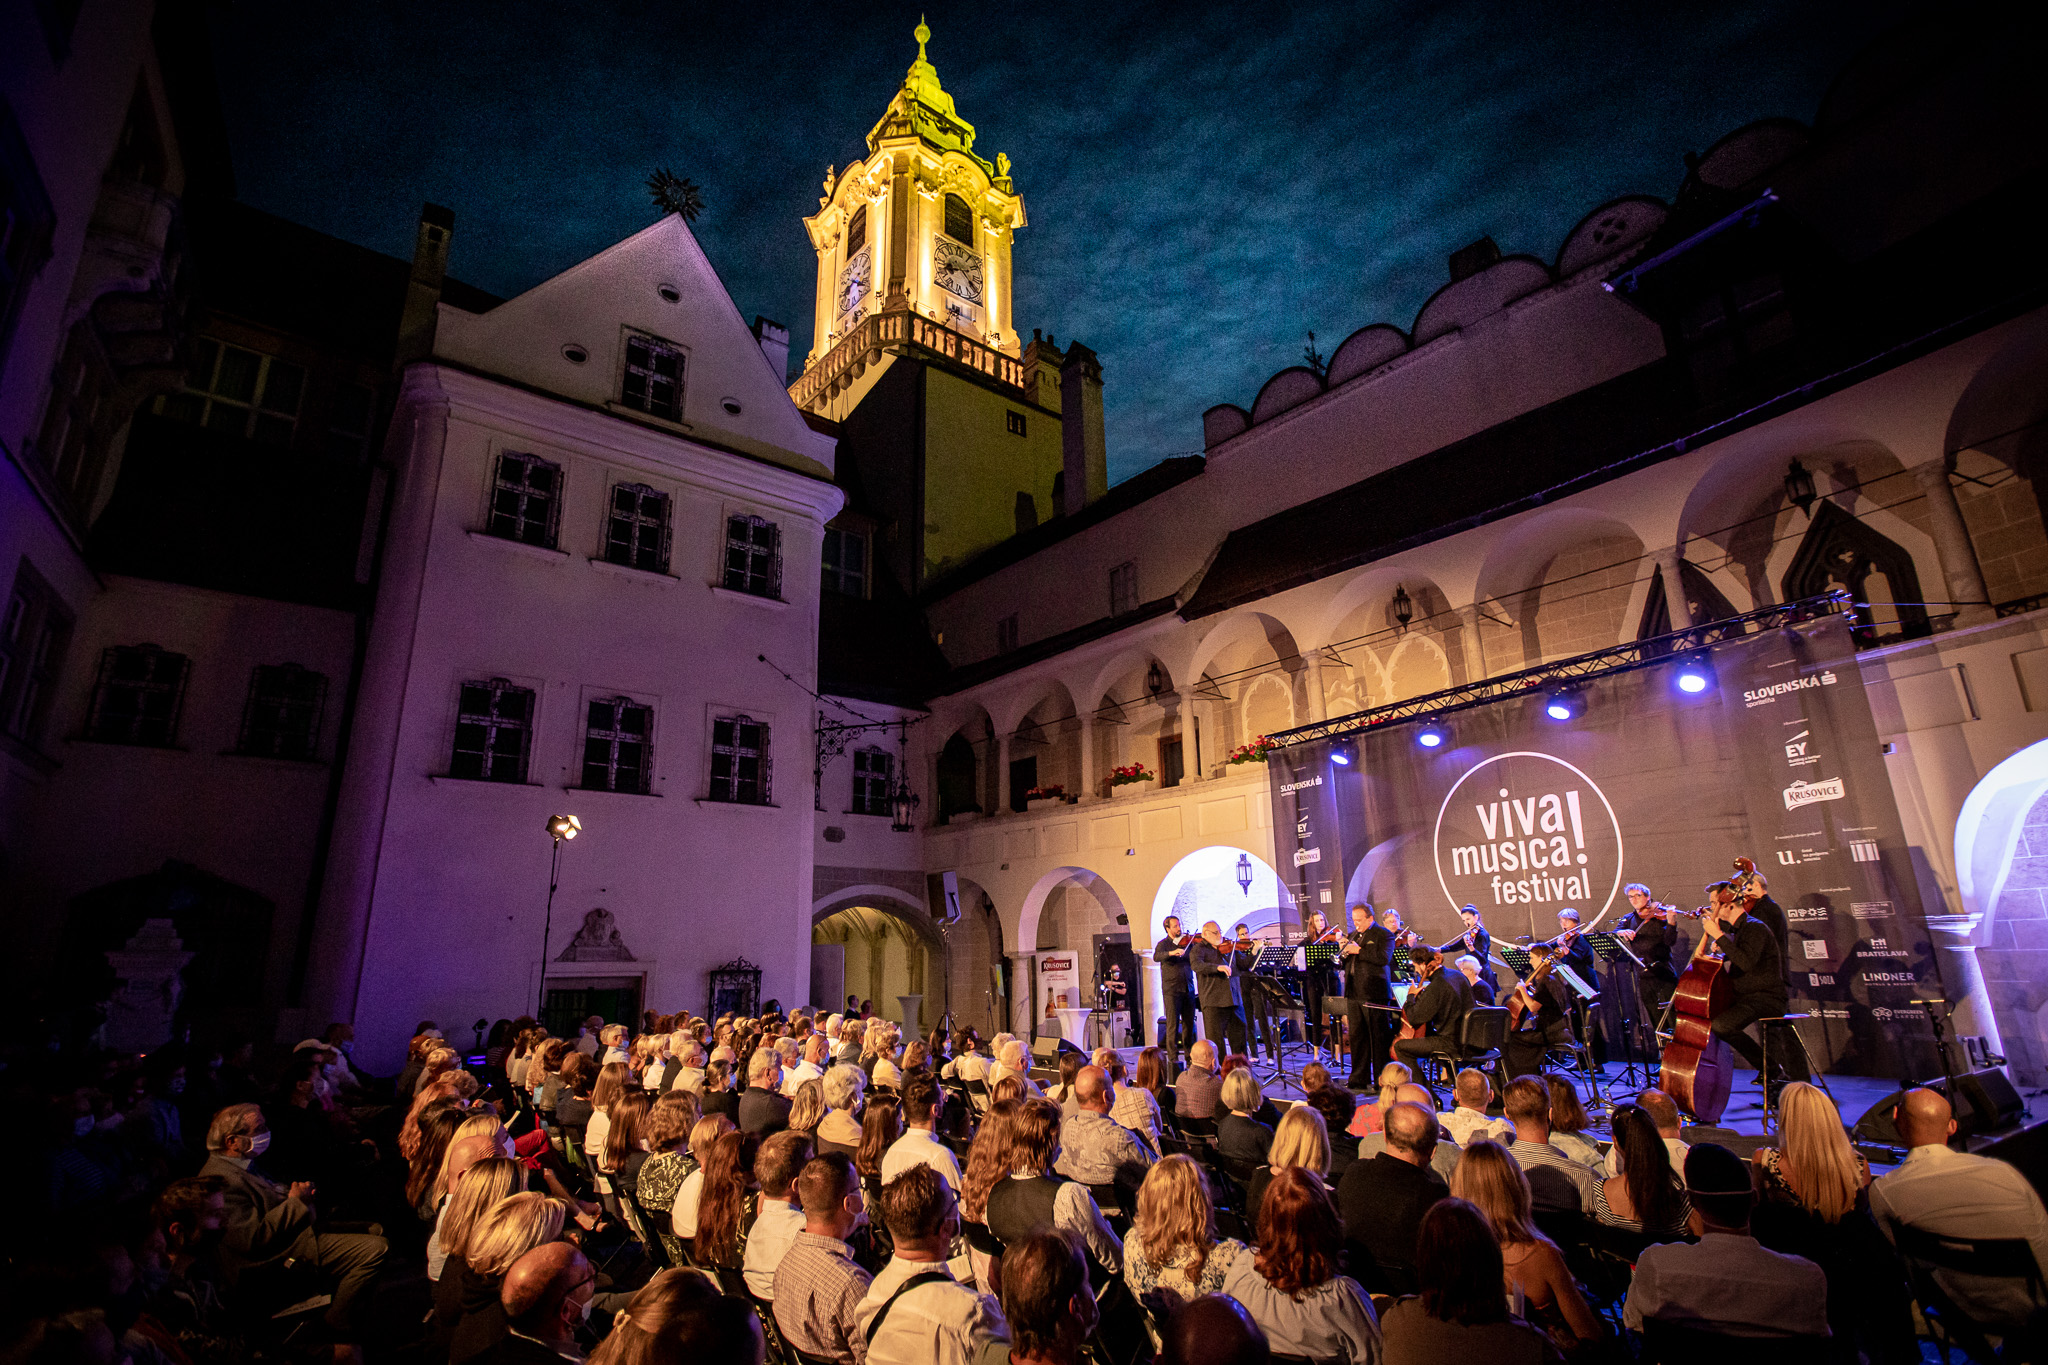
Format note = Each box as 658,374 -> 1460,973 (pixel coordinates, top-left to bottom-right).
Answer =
991,1040 -> 1045,1098
1605,1087 -> 1687,1177
773,1154 -> 873,1364
1302,1070 -> 1358,1148
991,1096 -> 1123,1270
816,1065 -> 867,1155
147,1176 -> 240,1358
1123,1047 -> 1172,1140
857,1094 -> 903,1198
1215,1069 -> 1274,1167
745,1130 -> 817,1298
583,1063 -> 629,1165
1174,1041 -> 1223,1126
959,1100 -> 1021,1285
739,1048 -> 793,1135
670,1114 -> 734,1241
693,1129 -> 764,1272
1348,1062 -> 1411,1139
1048,1052 -> 1086,1115
1500,1077 -> 1595,1214
1337,1100 -> 1448,1295
433,1157 -> 525,1334
1356,1083 -> 1461,1183
1226,1167 -> 1380,1363
1158,1295 -> 1272,1365
1380,1199 -> 1556,1364
857,1164 -> 1011,1365
411,1106 -> 471,1228
1594,1103 -> 1690,1237
946,1031 -> 989,1083
200,1102 -> 388,1338
450,1192 -> 573,1363
1000,1229 -> 1100,1365
551,1053 -> 598,1133
1056,1065 -> 1154,1188
589,1267 -> 764,1365
992,1074 -> 1027,1106
1451,1139 -> 1599,1350
1125,1154 -> 1247,1309
1220,1055 -> 1284,1128
1623,1143 -> 1829,1340
1246,1104 -> 1330,1225
1542,1078 -> 1602,1167
478,1241 -> 594,1364
882,1074 -> 964,1189
1869,1086 -> 2048,1335
789,1077 -> 828,1136
634,1092 -> 701,1238
598,1087 -> 654,1198
1440,1070 -> 1510,1148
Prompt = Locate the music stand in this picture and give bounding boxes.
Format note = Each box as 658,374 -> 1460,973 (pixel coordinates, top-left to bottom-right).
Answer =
1246,969 -> 1312,1099
1391,946 -> 1413,981
1586,931 -> 1653,1087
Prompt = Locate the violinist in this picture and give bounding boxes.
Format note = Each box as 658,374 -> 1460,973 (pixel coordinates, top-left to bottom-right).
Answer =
1616,883 -> 1683,1024
1391,944 -> 1472,1071
1190,920 -> 1249,1058
1701,877 -> 1806,1098
1339,903 -> 1393,1089
1382,909 -> 1422,980
1554,907 -> 1605,1064
1734,866 -> 1790,972
1436,905 -> 1496,993
1454,954 -> 1496,1006
1154,914 -> 1197,1072
1503,941 -> 1574,1077
1235,922 -> 1275,1060
1300,910 -> 1339,1057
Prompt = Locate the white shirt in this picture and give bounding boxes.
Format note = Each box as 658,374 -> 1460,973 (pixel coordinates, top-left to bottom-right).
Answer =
1623,1231 -> 1829,1337
744,1196 -> 807,1299
1870,1142 -> 2048,1327
782,1060 -> 824,1096
1606,1135 -> 1689,1178
671,1169 -> 706,1238
881,1127 -> 964,1190
643,1060 -> 667,1090
584,1110 -> 611,1157
1440,1106 -> 1511,1148
602,1046 -> 629,1065
855,1255 -> 1008,1365
951,1053 -> 988,1082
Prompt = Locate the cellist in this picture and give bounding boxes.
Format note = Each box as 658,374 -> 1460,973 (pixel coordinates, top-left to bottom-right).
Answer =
1154,914 -> 1197,1072
1504,940 -> 1575,1077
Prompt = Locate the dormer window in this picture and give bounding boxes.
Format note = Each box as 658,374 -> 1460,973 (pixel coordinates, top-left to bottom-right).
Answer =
943,193 -> 973,245
620,332 -> 684,422
847,205 -> 867,253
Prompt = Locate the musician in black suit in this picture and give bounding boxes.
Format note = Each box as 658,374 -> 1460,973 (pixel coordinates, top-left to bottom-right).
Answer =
1155,915 -> 1197,1071
1436,905 -> 1496,992
1503,942 -> 1574,1077
1339,903 -> 1394,1088
1617,884 -> 1684,1025
1391,945 -> 1473,1072
1554,908 -> 1605,1064
1234,923 -> 1277,1060
1737,868 -> 1791,967
1706,881 -> 1807,1094
1190,920 -> 1249,1058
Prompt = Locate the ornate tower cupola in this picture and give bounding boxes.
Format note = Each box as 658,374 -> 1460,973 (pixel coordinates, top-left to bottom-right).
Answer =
794,20 -> 1027,416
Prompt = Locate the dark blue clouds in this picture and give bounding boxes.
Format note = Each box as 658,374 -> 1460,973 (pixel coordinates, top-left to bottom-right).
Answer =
209,0 -> 1908,483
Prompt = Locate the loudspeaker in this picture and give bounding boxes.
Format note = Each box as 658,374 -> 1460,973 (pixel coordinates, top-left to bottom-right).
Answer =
1853,1067 -> 2026,1145
932,871 -> 961,925
1030,1036 -> 1085,1064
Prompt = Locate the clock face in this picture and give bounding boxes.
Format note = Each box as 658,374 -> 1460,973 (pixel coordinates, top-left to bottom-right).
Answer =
837,246 -> 871,319
933,235 -> 984,305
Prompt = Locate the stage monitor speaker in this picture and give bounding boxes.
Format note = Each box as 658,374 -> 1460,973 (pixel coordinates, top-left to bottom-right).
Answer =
1853,1067 -> 2026,1145
1030,1036 -> 1085,1063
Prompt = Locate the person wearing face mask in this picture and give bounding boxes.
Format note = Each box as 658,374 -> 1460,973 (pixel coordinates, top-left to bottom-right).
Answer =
199,1102 -> 388,1341
477,1242 -> 597,1364
772,1153 -> 874,1364
47,1085 -> 139,1216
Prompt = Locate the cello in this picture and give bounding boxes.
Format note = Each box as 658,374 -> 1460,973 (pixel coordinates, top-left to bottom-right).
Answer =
1656,866 -> 1745,1124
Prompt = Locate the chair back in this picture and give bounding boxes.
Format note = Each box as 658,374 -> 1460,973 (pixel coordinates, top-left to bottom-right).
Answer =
1641,1318 -> 1828,1365
1460,1006 -> 1509,1053
1894,1221 -> 2048,1337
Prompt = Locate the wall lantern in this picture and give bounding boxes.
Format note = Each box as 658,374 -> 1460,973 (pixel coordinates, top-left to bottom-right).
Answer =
1146,661 -> 1165,695
1235,852 -> 1255,896
890,775 -> 921,832
1785,459 -> 1818,517
1392,584 -> 1414,629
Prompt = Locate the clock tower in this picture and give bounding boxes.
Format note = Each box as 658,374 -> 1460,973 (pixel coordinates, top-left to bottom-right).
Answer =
795,20 -> 1026,420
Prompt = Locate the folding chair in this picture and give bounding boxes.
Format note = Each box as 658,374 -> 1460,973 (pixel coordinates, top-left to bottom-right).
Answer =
1894,1222 -> 2048,1364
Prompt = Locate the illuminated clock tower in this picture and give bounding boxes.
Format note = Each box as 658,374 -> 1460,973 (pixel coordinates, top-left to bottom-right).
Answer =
796,20 -> 1026,419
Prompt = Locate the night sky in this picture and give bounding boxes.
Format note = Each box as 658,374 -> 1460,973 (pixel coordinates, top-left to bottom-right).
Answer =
210,1 -> 1911,484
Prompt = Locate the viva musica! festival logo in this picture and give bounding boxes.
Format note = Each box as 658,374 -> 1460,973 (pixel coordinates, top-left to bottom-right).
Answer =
1433,751 -> 1625,920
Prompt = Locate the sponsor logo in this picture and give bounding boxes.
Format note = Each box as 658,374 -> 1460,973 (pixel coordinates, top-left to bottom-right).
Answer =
1040,956 -> 1073,972
1807,972 -> 1836,986
1783,729 -> 1819,768
1433,752 -> 1624,920
1851,900 -> 1892,921
1784,777 -> 1846,810
1803,940 -> 1828,960
1744,670 -> 1839,708
1863,937 -> 1909,958
1293,846 -> 1322,867
1279,776 -> 1325,795
1864,970 -> 1917,984
1788,906 -> 1830,923
1868,1007 -> 1895,1021
1816,1005 -> 1853,1020
1850,840 -> 1880,862
1778,848 -> 1832,866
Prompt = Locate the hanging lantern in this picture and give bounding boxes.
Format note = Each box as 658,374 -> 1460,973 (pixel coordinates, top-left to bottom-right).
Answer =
1392,584 -> 1414,629
1235,852 -> 1254,896
1785,459 -> 1817,517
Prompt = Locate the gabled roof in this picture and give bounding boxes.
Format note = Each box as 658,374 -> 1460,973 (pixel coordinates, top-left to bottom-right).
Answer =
866,20 -> 995,178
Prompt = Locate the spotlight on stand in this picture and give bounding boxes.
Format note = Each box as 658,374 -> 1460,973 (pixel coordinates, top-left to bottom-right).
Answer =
546,813 -> 582,841
537,814 -> 582,1017
1543,685 -> 1586,723
1416,721 -> 1448,749
1330,735 -> 1358,767
1673,653 -> 1715,695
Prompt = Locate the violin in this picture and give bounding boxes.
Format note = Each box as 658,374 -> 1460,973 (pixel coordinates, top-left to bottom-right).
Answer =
1733,855 -> 1765,909
1308,924 -> 1342,945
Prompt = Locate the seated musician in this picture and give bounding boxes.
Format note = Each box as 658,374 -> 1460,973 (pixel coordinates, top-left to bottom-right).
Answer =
1503,942 -> 1574,1079
1453,954 -> 1495,1006
1390,946 -> 1471,1071
1700,881 -> 1806,1098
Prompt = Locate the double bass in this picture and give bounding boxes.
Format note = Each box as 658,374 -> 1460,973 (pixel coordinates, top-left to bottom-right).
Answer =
1656,861 -> 1748,1123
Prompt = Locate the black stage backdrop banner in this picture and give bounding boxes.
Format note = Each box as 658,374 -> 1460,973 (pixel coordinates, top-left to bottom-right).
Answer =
1268,612 -> 1943,1079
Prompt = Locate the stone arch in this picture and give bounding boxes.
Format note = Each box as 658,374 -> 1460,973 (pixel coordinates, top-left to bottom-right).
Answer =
811,890 -> 941,1030
1952,741 -> 2048,1083
1148,846 -> 1298,945
931,702 -> 995,822
1474,508 -> 1650,665
1184,609 -> 1305,685
1014,865 -> 1129,956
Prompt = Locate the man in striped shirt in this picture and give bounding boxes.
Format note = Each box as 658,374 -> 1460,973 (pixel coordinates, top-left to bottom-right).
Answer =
1502,1076 -> 1596,1213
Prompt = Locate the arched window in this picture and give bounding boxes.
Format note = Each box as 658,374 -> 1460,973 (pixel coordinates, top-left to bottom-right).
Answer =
943,193 -> 973,244
847,205 -> 866,253
1782,500 -> 1930,645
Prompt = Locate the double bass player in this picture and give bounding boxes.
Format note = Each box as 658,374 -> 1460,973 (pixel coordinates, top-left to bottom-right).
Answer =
1701,877 -> 1806,1098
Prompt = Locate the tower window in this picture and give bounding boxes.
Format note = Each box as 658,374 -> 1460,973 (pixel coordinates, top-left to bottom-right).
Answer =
237,663 -> 327,760
620,332 -> 684,421
996,614 -> 1019,654
1006,411 -> 1026,436
605,482 -> 671,574
822,527 -> 868,598
944,193 -> 974,244
451,678 -> 534,783
582,696 -> 652,793
86,644 -> 188,747
0,558 -> 69,747
723,514 -> 781,597
852,747 -> 893,816
847,205 -> 867,252
487,451 -> 562,548
709,713 -> 770,804
1110,561 -> 1138,616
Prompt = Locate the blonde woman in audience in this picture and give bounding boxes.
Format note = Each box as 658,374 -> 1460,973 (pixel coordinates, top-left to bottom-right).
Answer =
900,1038 -> 931,1074
1124,1153 -> 1247,1310
1752,1081 -> 1869,1216
584,1061 -> 630,1164
417,1044 -> 460,1094
991,1074 -> 1026,1106
1217,1068 -> 1274,1166
1350,1061 -> 1411,1138
429,1157 -> 525,1346
816,1064 -> 866,1152
442,1190 -> 573,1362
1450,1139 -> 1601,1351
787,1077 -> 826,1136
600,1023 -> 630,1064
1246,1102 -> 1330,1223
1543,1077 -> 1602,1166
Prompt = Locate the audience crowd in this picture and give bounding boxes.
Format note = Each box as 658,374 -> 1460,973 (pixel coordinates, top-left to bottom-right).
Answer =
9,1001 -> 2047,1365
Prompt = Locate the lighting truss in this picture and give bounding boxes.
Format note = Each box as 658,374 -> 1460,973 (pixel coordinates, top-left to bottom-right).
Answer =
1263,591 -> 1852,752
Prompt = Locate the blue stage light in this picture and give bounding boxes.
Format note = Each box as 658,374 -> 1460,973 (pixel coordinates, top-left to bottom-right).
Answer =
1417,723 -> 1447,749
1330,736 -> 1358,766
1543,685 -> 1586,722
1675,654 -> 1714,694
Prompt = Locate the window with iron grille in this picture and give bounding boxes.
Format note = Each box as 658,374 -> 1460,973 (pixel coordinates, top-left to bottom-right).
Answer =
1006,410 -> 1025,436
723,515 -> 780,597
708,713 -> 770,804
1109,560 -> 1138,616
604,483 -> 671,573
944,193 -> 974,244
236,664 -> 327,760
86,644 -> 188,747
996,614 -> 1019,654
0,558 -> 70,747
852,747 -> 893,816
450,678 -> 534,783
582,696 -> 652,793
821,527 -> 867,598
154,336 -> 306,449
487,451 -> 561,548
620,332 -> 684,421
